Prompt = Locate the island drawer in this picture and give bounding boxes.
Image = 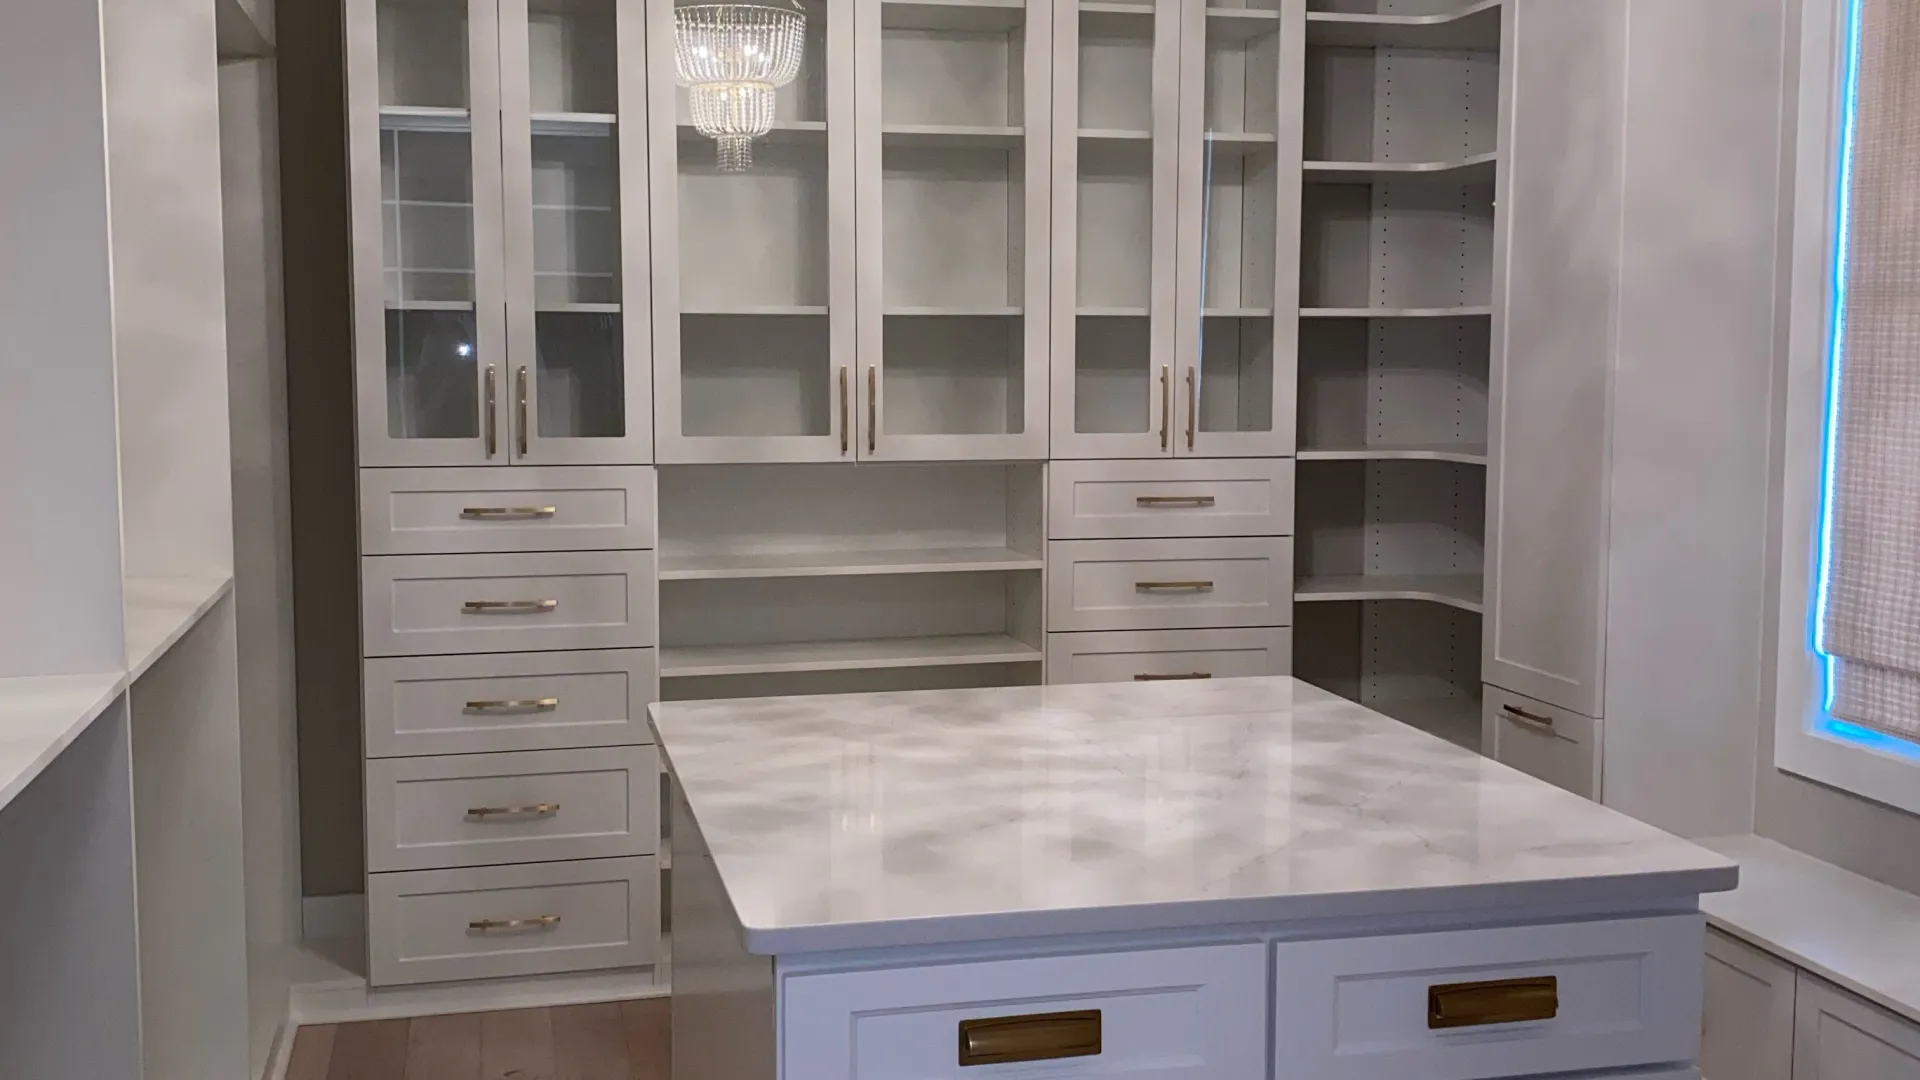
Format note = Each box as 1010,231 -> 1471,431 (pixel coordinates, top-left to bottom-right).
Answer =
364,649 -> 658,758
361,550 -> 657,657
359,465 -> 656,555
1047,537 -> 1293,632
783,943 -> 1266,1080
1046,628 -> 1292,684
365,746 -> 658,873
1483,685 -> 1602,800
1272,913 -> 1706,1080
1049,459 -> 1295,540
367,856 -> 659,987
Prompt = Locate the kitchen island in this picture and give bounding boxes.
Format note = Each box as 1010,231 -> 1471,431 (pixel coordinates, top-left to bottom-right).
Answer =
650,677 -> 1737,1080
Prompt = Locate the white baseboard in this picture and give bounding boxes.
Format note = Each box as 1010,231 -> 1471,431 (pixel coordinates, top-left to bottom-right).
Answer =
293,962 -> 669,1026
301,893 -> 365,941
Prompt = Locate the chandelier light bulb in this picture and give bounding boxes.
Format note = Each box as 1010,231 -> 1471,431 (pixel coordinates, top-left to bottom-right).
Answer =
673,3 -> 806,172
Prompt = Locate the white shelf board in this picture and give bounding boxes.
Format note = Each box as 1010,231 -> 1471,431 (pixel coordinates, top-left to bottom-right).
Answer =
886,305 -> 1022,317
1294,573 -> 1484,614
682,305 -> 829,317
1305,1 -> 1500,50
1205,131 -> 1279,158
1077,306 -> 1151,317
1375,695 -> 1484,753
1304,151 -> 1497,185
1297,441 -> 1488,465
385,300 -> 475,313
0,673 -> 125,815
379,105 -> 470,132
1206,7 -> 1280,43
1080,1 -> 1156,36
660,546 -> 1043,581
1302,305 -> 1493,319
1080,127 -> 1153,143
1203,306 -> 1273,318
882,0 -> 1025,31
531,112 -> 615,137
661,634 -> 1044,678
882,124 -> 1025,150
676,120 -> 825,145
537,303 -> 622,315
124,575 -> 235,683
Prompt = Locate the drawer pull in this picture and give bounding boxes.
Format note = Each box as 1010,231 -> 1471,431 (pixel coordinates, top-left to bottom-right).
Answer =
1501,704 -> 1558,732
1135,581 -> 1214,592
463,697 -> 560,714
461,599 -> 558,615
460,506 -> 557,520
958,1009 -> 1101,1067
467,914 -> 562,933
1135,495 -> 1216,508
467,803 -> 561,819
1134,672 -> 1213,682
1428,976 -> 1559,1029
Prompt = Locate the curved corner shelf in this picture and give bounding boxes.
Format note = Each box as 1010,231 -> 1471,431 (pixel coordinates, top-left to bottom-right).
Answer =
1294,573 -> 1484,614
1297,442 -> 1488,466
1301,305 -> 1492,319
660,634 -> 1044,679
1304,151 -> 1496,186
1305,1 -> 1500,50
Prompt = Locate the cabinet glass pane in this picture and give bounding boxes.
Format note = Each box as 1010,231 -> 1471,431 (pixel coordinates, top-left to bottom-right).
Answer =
880,0 -> 1030,436
1074,3 -> 1159,436
675,0 -> 832,439
379,0 -> 480,440
1196,3 -> 1279,437
529,0 -> 625,439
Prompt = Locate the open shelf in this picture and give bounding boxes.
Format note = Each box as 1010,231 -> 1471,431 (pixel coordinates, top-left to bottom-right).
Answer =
682,304 -> 828,317
886,305 -> 1023,317
1297,441 -> 1487,465
1375,693 -> 1483,752
1080,128 -> 1153,143
1078,306 -> 1151,317
1207,7 -> 1281,44
660,546 -> 1043,581
1303,306 -> 1492,318
380,105 -> 470,132
1295,598 -> 1483,753
531,112 -> 615,136
882,0 -> 1026,32
883,124 -> 1026,149
1294,574 -> 1483,613
1305,2 -> 1500,50
661,634 -> 1043,678
1304,151 -> 1496,185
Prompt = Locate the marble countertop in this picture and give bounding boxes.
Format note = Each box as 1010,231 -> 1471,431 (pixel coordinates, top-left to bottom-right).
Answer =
651,677 -> 1737,954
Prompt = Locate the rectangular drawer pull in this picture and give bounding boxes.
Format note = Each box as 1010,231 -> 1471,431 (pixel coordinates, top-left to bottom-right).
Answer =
461,599 -> 558,615
467,803 -> 561,819
1428,976 -> 1559,1029
1134,672 -> 1213,681
1135,495 -> 1216,508
463,697 -> 560,714
459,506 -> 557,520
467,914 -> 561,933
958,1010 -> 1101,1067
1135,581 -> 1214,592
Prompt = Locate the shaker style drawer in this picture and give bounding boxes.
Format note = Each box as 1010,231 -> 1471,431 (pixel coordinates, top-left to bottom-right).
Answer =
1046,628 -> 1291,684
361,550 -> 656,657
1049,459 -> 1294,540
1272,914 -> 1706,1080
367,857 -> 659,987
1483,685 -> 1601,800
359,466 -> 656,555
365,746 -> 659,873
364,649 -> 657,758
1047,538 -> 1293,632
783,944 -> 1267,1080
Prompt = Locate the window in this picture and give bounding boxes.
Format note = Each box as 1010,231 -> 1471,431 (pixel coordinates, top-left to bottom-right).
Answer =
1776,0 -> 1920,814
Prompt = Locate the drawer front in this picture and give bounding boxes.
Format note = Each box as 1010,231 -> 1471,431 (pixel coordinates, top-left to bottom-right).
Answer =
1049,459 -> 1294,539
366,746 -> 658,873
1046,628 -> 1292,684
362,550 -> 657,657
1272,914 -> 1706,1080
364,649 -> 657,758
1483,685 -> 1601,799
359,466 -> 656,555
1048,538 -> 1293,632
784,944 -> 1267,1080
367,857 -> 659,987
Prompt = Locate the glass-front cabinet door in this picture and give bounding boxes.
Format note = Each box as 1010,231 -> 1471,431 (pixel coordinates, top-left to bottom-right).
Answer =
855,0 -> 1052,462
349,0 -> 507,466
1051,0 -> 1182,459
500,0 -> 653,464
648,0 -> 850,463
1176,0 -> 1300,456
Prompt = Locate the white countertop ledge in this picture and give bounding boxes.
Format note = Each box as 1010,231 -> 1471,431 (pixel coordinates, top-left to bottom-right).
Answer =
651,678 -> 1738,955
124,575 -> 234,682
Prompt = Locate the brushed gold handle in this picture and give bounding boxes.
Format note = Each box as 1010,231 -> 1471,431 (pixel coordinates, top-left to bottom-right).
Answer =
516,365 -> 530,456
484,364 -> 498,457
467,802 -> 560,818
1185,365 -> 1197,450
1135,580 -> 1214,592
958,1010 -> 1101,1067
867,366 -> 877,454
1428,976 -> 1558,1029
1134,672 -> 1213,681
1135,495 -> 1216,508
463,698 -> 559,713
1502,704 -> 1557,731
467,914 -> 562,933
461,599 -> 557,615
460,506 -> 556,520
1159,364 -> 1170,450
839,366 -> 850,455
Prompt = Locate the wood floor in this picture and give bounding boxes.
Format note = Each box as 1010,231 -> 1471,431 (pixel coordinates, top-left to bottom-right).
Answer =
284,998 -> 668,1080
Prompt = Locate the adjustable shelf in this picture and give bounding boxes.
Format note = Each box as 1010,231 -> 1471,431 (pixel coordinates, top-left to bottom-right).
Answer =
660,547 -> 1043,581
379,105 -> 469,132
1302,306 -> 1493,318
1305,1 -> 1500,51
1304,151 -> 1497,186
1206,7 -> 1281,44
531,112 -> 615,136
661,634 -> 1044,679
882,124 -> 1026,150
675,119 -> 826,144
1297,441 -> 1488,466
881,0 -> 1026,32
1294,574 -> 1484,614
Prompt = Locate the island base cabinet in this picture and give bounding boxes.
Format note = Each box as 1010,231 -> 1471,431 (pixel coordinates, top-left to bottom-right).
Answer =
780,944 -> 1267,1079
1793,974 -> 1920,1080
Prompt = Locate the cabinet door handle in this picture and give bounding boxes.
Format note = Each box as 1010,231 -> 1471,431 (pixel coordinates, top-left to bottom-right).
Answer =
1159,364 -> 1170,450
958,1010 -> 1101,1067
1133,672 -> 1213,682
1135,495 -> 1216,508
516,365 -> 530,456
463,698 -> 559,714
467,914 -> 562,933
1501,704 -> 1557,732
1428,976 -> 1558,1029
1185,365 -> 1197,450
460,506 -> 556,520
867,366 -> 877,454
839,366 -> 850,455
461,599 -> 557,615
467,802 -> 561,819
484,364 -> 498,457
1135,581 -> 1214,592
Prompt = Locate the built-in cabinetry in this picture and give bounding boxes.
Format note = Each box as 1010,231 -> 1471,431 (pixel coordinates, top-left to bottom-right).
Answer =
1703,928 -> 1920,1080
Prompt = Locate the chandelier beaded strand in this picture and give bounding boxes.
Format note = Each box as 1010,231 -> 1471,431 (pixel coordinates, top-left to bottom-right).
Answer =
673,3 -> 806,172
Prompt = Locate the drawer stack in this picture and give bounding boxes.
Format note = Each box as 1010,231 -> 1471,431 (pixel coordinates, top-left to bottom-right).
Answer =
1044,461 -> 1295,684
357,466 -> 661,987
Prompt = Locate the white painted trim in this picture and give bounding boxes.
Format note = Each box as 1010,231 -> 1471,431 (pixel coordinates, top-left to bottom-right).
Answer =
292,952 -> 669,1026
1772,0 -> 1920,817
301,893 -> 366,941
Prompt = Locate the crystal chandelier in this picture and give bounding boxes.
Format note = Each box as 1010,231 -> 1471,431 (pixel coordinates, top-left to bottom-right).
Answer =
674,3 -> 806,172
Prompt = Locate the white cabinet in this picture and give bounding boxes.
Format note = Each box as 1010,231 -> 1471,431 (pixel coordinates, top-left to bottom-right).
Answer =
1482,684 -> 1601,800
1047,627 -> 1291,684
1794,974 -> 1920,1080
1047,537 -> 1293,632
1703,929 -> 1796,1080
